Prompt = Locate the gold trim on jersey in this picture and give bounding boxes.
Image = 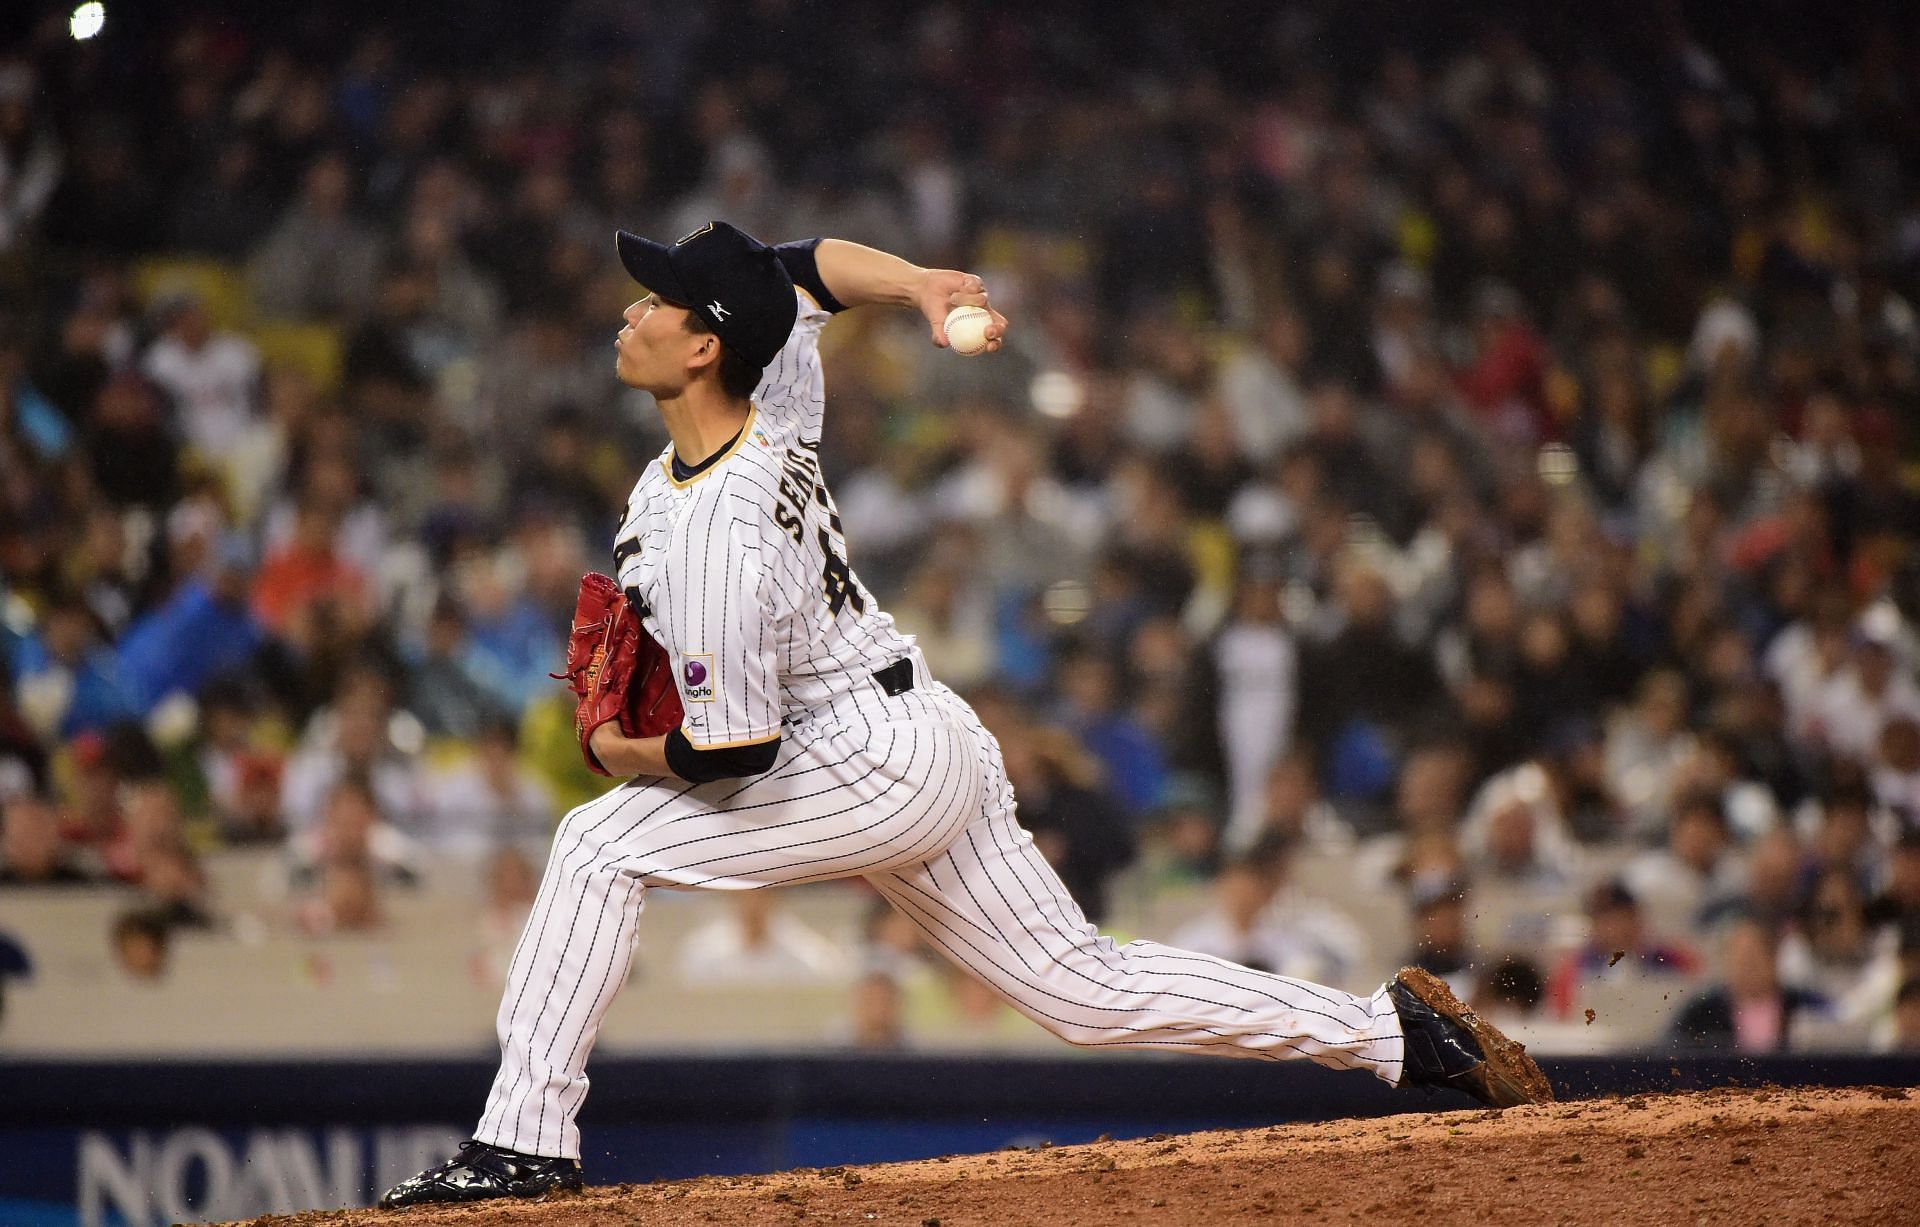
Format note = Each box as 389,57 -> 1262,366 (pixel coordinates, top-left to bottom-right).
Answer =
683,729 -> 783,750
660,402 -> 759,489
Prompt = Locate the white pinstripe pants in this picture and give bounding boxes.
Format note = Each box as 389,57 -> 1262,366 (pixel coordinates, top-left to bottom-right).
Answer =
475,657 -> 1405,1159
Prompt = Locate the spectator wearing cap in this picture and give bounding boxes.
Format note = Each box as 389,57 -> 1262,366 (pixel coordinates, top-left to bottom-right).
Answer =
1546,880 -> 1698,1020
1671,915 -> 1829,1052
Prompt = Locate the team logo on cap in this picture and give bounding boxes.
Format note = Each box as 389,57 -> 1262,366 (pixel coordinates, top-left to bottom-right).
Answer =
709,301 -> 730,320
683,654 -> 715,702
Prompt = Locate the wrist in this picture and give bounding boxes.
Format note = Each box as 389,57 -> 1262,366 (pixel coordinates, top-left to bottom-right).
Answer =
589,722 -> 627,773
900,265 -> 937,309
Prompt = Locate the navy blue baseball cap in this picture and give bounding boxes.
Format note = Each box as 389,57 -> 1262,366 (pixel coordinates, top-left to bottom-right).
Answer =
616,221 -> 797,370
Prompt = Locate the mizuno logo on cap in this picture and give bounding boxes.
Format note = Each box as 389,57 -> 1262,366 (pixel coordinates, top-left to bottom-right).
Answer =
709,302 -> 730,320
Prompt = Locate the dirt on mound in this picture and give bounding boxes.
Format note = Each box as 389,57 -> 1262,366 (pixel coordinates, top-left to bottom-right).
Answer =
246,1085 -> 1916,1226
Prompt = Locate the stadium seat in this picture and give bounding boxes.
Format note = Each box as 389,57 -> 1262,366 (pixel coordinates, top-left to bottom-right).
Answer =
249,321 -> 344,393
132,256 -> 252,331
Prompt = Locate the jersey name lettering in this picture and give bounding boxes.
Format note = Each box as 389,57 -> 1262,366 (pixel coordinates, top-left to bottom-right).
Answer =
770,443 -> 862,615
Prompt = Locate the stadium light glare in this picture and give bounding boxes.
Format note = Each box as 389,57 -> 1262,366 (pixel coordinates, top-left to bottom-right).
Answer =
70,2 -> 105,41
1029,370 -> 1084,420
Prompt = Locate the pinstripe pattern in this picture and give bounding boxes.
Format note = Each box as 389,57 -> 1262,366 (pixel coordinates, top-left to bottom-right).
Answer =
613,289 -> 915,738
470,288 -> 1406,1162
473,660 -> 1404,1160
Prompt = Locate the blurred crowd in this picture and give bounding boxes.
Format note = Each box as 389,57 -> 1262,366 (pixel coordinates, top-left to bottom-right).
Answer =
3,0 -> 1920,1055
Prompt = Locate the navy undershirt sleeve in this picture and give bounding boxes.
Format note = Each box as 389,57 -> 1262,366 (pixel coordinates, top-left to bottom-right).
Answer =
773,239 -> 848,314
665,726 -> 781,782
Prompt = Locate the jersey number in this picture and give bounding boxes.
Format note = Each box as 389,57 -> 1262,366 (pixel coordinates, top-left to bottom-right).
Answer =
817,508 -> 863,617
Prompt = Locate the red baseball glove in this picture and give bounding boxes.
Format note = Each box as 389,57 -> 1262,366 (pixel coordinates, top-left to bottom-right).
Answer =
553,573 -> 685,775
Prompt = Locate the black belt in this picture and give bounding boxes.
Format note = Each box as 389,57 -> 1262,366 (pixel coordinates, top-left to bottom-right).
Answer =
873,658 -> 915,696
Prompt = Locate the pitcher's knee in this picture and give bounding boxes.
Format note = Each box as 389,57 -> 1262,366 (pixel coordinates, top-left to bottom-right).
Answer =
552,801 -> 628,874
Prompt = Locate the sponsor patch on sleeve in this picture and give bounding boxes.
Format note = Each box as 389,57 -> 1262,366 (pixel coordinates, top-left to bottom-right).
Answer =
682,653 -> 715,703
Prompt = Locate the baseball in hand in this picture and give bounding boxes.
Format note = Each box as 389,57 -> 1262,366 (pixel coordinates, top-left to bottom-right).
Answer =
944,305 -> 993,356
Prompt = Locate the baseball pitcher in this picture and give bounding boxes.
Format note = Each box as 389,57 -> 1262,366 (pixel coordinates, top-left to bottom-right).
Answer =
382,223 -> 1551,1208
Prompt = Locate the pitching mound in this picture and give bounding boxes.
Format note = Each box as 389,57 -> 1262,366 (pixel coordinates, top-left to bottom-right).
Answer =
247,1086 -> 1914,1226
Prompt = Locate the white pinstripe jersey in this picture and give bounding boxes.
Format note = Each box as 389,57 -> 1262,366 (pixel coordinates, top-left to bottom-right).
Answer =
612,288 -> 915,749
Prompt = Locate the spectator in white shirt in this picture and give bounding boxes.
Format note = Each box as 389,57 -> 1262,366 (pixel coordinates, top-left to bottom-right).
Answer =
674,890 -> 854,988
423,719 -> 554,860
1625,790 -> 1747,938
141,292 -> 262,461
1810,628 -> 1920,765
1214,563 -> 1298,852
1170,837 -> 1365,983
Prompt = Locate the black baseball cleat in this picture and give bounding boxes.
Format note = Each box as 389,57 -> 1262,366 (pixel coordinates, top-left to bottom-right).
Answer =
1389,966 -> 1555,1108
379,1140 -> 583,1209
